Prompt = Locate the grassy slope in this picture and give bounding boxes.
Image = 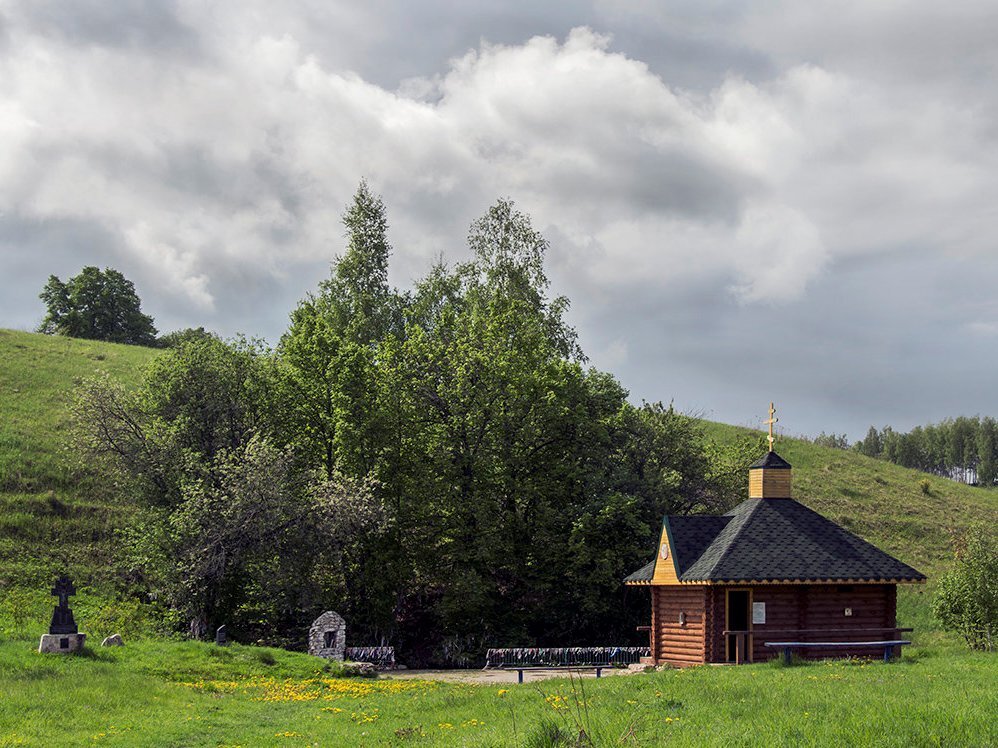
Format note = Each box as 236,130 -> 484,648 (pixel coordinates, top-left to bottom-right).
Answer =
5,329 -> 992,585
1,328 -> 995,618
1,330 -> 997,745
0,329 -> 159,589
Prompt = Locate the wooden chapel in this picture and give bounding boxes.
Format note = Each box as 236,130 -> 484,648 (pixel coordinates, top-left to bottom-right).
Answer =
624,405 -> 925,666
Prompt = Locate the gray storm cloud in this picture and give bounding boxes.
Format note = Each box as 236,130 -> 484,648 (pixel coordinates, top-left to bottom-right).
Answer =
1,1 -> 997,438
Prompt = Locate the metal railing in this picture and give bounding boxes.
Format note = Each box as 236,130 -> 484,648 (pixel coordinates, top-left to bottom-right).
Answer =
484,646 -> 650,669
345,646 -> 396,669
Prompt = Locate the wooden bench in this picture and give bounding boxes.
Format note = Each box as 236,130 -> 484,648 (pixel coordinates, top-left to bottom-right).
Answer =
508,665 -> 609,684
764,640 -> 911,665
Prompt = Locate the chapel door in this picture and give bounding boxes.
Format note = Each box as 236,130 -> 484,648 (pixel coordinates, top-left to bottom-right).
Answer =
725,589 -> 752,663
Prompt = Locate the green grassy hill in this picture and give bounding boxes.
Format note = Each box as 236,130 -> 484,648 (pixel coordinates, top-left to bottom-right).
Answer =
0,329 -> 159,592
2,327 -> 996,625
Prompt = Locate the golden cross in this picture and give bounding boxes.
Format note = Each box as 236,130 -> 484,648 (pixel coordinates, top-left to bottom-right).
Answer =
764,402 -> 778,451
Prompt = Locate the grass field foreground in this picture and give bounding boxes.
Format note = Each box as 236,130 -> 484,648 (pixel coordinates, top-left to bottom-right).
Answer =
0,637 -> 995,747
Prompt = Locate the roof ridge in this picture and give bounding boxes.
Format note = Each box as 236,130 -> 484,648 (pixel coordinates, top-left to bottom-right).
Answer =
667,513 -> 732,577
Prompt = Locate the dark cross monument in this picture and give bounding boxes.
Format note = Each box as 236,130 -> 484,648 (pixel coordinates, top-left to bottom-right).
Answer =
39,574 -> 86,653
49,575 -> 78,634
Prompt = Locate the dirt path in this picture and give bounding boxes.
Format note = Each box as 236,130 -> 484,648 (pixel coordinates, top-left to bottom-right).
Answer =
385,667 -> 641,684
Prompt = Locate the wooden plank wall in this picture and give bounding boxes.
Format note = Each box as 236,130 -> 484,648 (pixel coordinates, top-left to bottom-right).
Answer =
798,585 -> 897,661
652,586 -> 707,666
748,469 -> 792,498
651,526 -> 682,584
749,586 -> 799,661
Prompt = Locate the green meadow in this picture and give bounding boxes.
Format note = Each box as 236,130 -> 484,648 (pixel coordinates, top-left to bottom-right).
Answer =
0,636 -> 995,746
1,329 -> 996,746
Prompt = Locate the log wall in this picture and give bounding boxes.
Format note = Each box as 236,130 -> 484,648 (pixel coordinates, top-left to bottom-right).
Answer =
705,584 -> 899,663
651,586 -> 707,666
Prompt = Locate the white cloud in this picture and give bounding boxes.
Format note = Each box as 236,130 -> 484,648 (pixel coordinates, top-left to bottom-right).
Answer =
3,12 -> 996,315
3,2 -> 998,436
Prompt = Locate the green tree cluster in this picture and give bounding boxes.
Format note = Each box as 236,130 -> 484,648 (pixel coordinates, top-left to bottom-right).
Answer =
75,183 -> 757,663
73,335 -> 388,645
811,432 -> 850,450
39,266 -> 157,346
855,417 -> 998,486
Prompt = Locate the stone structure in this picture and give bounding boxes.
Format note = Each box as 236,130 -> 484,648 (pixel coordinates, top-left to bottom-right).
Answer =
39,574 -> 86,654
308,611 -> 346,660
216,625 -> 228,646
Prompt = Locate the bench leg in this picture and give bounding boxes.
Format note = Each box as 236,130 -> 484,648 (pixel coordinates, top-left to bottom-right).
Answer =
783,647 -> 792,666
518,670 -> 524,684
596,667 -> 602,679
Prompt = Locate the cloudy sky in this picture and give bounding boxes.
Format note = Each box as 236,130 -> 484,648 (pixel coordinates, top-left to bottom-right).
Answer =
2,1 -> 997,440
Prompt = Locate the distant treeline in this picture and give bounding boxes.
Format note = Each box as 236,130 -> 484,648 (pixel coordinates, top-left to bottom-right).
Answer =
854,418 -> 998,486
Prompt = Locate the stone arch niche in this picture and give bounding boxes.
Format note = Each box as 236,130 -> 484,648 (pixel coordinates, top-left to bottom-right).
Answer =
308,611 -> 346,660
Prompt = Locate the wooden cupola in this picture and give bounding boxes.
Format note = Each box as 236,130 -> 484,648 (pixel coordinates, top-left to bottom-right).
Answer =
748,450 -> 792,498
748,401 -> 791,498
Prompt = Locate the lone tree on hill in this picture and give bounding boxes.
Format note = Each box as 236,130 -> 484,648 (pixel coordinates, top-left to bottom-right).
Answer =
38,266 -> 157,346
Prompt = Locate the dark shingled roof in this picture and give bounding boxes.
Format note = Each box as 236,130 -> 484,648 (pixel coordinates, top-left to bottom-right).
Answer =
625,496 -> 926,584
623,451 -> 925,585
749,451 -> 792,469
623,559 -> 656,584
679,498 -> 925,582
667,516 -> 732,576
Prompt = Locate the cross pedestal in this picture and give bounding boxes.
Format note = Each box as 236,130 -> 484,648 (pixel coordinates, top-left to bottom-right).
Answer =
39,574 -> 86,654
39,633 -> 86,653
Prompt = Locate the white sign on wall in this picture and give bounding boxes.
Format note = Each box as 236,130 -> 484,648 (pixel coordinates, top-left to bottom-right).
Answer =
752,602 -> 766,625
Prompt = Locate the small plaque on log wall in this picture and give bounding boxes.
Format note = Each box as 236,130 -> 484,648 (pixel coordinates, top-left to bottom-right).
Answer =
752,602 -> 766,624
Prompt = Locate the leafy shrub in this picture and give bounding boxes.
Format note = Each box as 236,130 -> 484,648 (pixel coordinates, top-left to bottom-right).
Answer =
83,599 -> 145,639
812,432 -> 850,449
932,524 -> 997,650
255,649 -> 277,666
0,587 -> 43,637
